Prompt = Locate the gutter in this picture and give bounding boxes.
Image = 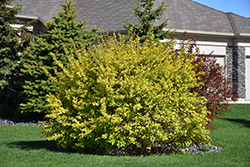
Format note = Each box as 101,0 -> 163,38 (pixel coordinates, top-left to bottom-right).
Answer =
167,28 -> 250,39
96,29 -> 127,35
239,33 -> 250,38
167,28 -> 235,38
16,14 -> 46,24
98,28 -> 250,39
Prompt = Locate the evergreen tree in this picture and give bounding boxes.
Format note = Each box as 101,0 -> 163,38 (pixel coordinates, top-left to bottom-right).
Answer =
20,0 -> 99,115
121,0 -> 174,45
0,0 -> 33,117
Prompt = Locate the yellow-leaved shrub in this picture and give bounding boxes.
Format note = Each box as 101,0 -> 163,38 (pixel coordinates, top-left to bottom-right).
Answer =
41,34 -> 210,155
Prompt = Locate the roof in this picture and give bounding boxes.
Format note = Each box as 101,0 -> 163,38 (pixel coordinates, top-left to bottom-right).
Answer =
160,0 -> 234,33
227,12 -> 250,34
14,0 -> 61,23
12,0 -> 250,35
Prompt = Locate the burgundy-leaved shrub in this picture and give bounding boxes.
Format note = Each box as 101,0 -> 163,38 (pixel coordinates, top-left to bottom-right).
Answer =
176,32 -> 236,129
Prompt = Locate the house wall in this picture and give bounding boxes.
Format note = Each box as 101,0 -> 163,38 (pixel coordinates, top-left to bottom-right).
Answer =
33,22 -> 47,36
171,33 -> 230,66
239,42 -> 250,100
10,18 -> 47,36
171,33 -> 250,101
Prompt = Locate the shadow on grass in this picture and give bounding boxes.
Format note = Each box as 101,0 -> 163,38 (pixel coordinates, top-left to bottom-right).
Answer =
225,118 -> 250,128
7,140 -> 79,154
7,140 -> 60,152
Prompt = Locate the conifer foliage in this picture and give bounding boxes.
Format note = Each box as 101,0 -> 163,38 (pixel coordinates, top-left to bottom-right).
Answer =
121,0 -> 174,45
20,0 -> 99,115
0,0 -> 33,117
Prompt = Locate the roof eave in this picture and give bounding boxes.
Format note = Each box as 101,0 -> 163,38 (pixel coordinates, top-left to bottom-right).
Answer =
239,33 -> 250,38
168,28 -> 250,38
16,14 -> 46,24
169,28 -> 235,38
96,29 -> 127,35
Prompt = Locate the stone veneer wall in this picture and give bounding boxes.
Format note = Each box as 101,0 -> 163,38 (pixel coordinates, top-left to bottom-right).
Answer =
226,46 -> 245,99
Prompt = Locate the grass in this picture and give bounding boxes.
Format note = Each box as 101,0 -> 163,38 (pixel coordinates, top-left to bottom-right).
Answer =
0,104 -> 250,167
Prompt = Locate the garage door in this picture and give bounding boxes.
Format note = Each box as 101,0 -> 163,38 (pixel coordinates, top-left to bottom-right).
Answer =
246,57 -> 250,100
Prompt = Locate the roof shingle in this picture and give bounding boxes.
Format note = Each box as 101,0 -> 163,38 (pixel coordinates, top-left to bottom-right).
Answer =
12,0 -> 250,34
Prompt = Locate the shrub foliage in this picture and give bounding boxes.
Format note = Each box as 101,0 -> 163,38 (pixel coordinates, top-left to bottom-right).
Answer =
192,55 -> 236,129
41,34 -> 210,155
177,33 -> 236,129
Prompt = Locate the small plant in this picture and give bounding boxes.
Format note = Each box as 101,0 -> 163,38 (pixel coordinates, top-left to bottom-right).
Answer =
199,146 -> 210,152
41,33 -> 210,155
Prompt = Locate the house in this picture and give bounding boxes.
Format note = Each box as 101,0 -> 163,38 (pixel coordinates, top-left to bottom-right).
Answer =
11,0 -> 250,101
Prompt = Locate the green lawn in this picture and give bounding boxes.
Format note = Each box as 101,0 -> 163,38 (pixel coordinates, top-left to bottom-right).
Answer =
0,104 -> 250,167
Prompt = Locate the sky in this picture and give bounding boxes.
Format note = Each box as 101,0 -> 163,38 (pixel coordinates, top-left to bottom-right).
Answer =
193,0 -> 250,18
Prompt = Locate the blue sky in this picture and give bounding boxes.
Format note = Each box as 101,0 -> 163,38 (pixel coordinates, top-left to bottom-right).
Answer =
193,0 -> 250,18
